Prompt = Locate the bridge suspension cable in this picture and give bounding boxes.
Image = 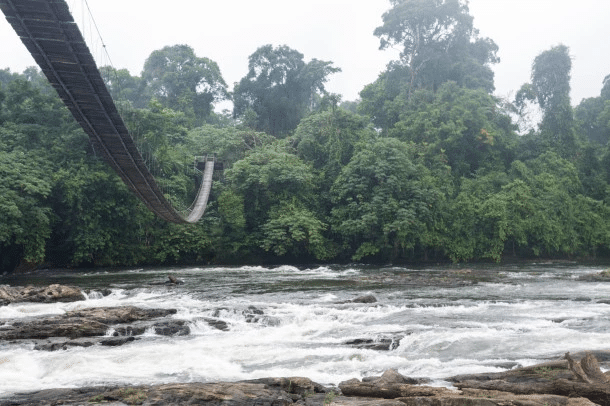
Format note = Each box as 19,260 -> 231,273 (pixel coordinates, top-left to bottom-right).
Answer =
0,0 -> 213,224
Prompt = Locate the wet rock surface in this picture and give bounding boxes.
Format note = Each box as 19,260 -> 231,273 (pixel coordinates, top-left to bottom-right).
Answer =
2,359 -> 606,406
343,336 -> 402,351
153,320 -> 190,336
203,317 -> 230,331
150,274 -> 185,285
352,268 -> 503,287
578,270 -> 610,282
450,352 -> 610,406
0,284 -> 85,305
0,306 -> 184,350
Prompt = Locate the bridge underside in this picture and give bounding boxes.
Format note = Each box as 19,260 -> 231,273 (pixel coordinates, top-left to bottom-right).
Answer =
0,0 -> 210,223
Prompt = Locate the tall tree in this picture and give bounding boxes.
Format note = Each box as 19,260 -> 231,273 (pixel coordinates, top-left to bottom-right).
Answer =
142,45 -> 228,125
233,45 -> 340,137
102,66 -> 147,109
516,45 -> 577,157
374,0 -> 498,95
360,0 -> 498,131
389,82 -> 517,178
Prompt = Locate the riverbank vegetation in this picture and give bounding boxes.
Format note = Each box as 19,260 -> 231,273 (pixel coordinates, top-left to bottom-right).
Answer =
2,0 -> 610,272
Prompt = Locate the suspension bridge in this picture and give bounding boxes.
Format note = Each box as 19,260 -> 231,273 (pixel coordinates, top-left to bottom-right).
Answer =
0,0 -> 214,224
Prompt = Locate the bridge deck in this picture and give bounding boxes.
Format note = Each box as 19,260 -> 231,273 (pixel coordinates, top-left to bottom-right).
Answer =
0,0 -> 209,223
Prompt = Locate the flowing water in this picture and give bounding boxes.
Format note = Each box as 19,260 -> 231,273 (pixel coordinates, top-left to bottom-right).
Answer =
1,262 -> 610,395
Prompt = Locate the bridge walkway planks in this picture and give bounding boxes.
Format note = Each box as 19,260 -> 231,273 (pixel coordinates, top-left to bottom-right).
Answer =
0,0 -> 211,223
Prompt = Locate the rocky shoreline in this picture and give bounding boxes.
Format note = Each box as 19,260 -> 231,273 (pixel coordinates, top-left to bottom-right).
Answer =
2,282 -> 610,405
3,355 -> 608,405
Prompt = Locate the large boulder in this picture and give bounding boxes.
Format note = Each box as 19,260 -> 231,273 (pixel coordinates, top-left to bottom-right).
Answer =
0,306 -> 179,340
339,369 -> 596,406
0,284 -> 85,305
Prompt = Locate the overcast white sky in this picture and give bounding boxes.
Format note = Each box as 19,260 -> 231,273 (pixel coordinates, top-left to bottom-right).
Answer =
1,0 -> 609,107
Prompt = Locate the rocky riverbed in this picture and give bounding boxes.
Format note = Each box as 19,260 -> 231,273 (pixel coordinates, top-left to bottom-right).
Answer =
2,281 -> 610,405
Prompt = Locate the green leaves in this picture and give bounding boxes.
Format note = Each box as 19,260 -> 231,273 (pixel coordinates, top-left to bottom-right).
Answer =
261,203 -> 331,260
371,0 -> 498,110
390,82 -> 517,178
233,45 -> 340,136
142,45 -> 228,125
330,137 -> 438,261
0,150 -> 52,264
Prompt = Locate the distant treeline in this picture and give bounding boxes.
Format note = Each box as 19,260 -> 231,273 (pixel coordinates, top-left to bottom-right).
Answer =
2,0 -> 610,272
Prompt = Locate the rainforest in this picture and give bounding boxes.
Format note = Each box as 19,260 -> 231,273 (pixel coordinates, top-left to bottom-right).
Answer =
2,0 -> 610,273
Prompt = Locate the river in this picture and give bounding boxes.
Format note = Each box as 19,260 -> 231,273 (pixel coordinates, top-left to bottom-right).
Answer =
1,262 -> 610,395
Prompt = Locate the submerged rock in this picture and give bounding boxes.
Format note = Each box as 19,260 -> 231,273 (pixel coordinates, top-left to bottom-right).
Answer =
113,324 -> 147,337
151,275 -> 185,286
243,305 -> 264,323
203,317 -> 229,331
100,336 -> 137,346
578,270 -> 610,282
0,284 -> 85,306
344,336 -> 402,351
33,337 -> 97,351
83,288 -> 112,298
336,295 -> 378,304
354,269 -> 503,288
153,320 -> 190,336
31,335 -> 138,351
351,295 -> 378,303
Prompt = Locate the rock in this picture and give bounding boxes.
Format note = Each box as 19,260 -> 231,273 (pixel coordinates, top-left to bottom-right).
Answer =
84,288 -> 113,298
1,373 -> 598,406
0,306 -> 178,340
3,382 -> 296,406
212,307 -> 229,317
153,320 -> 190,336
339,369 -> 595,406
339,377 -> 453,399
113,325 -> 147,336
566,351 -> 609,384
167,275 -> 184,284
0,284 -> 85,305
353,269 -> 502,288
0,317 -> 108,340
344,336 -> 401,351
361,370 -> 428,385
100,336 -> 136,347
352,295 -> 377,303
397,388 -> 597,406
151,275 -> 185,285
30,336 -> 136,351
65,306 -> 177,324
451,353 -> 610,406
336,295 -> 378,304
241,306 -> 281,326
241,376 -> 328,395
203,317 -> 229,331
377,369 -> 427,385
243,306 -> 264,323
33,337 -> 97,351
578,271 -> 610,282
449,360 -> 572,384
329,398 -> 408,406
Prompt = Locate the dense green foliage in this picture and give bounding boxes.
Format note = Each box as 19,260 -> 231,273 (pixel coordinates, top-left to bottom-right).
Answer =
2,0 -> 610,272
